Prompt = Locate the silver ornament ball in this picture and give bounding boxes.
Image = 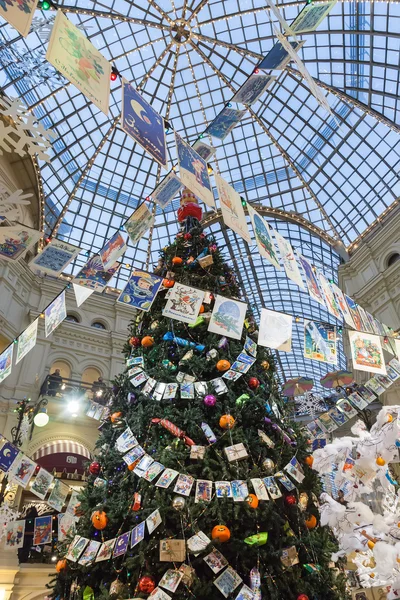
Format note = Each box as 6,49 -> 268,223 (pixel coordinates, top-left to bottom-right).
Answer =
172,496 -> 186,511
263,458 -> 275,473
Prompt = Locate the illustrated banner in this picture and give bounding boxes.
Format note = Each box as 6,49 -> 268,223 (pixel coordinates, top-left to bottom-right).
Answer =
16,318 -> 39,364
258,308 -> 292,352
205,108 -> 246,141
151,173 -> 183,209
247,204 -> 280,269
0,0 -> 38,37
0,225 -> 41,261
162,283 -> 204,325
348,331 -> 387,375
297,254 -> 326,307
72,255 -> 121,291
45,291 -> 67,338
208,295 -> 247,341
0,345 -> 13,383
273,229 -> 304,287
117,270 -> 163,312
124,203 -> 154,246
99,231 -> 127,271
175,133 -> 215,209
304,320 -> 337,364
232,74 -> 276,106
29,239 -> 81,276
215,174 -> 251,244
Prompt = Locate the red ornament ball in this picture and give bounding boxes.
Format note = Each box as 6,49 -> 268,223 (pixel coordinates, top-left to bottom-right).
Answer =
248,377 -> 260,390
184,233 -> 192,240
129,336 -> 140,347
89,461 -> 100,475
138,576 -> 156,594
163,278 -> 175,288
285,494 -> 297,506
297,596 -> 309,600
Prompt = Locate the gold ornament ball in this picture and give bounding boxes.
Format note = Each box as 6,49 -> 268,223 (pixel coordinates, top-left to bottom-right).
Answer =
376,456 -> 386,466
261,360 -> 270,370
367,540 -> 375,550
172,496 -> 186,511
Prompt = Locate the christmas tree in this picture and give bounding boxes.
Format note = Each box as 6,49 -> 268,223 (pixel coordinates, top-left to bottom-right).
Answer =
50,190 -> 348,600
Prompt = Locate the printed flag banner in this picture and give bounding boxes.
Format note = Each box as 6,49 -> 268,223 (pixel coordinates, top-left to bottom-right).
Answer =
318,272 -> 341,319
117,270 -> 163,312
0,225 -> 41,261
175,133 -> 215,209
45,291 -> 67,337
46,11 -> 111,115
29,239 -> 81,276
99,231 -> 127,271
121,79 -> 168,168
162,283 -> 204,325
124,203 -> 154,246
232,74 -> 276,105
348,331 -> 387,375
273,230 -> 304,287
208,295 -> 247,341
72,255 -> 121,291
247,204 -> 280,269
0,345 -> 13,383
73,283 -> 94,307
345,295 -> 363,331
151,173 -> 183,209
297,254 -> 326,307
289,0 -> 337,33
205,108 -> 246,141
258,308 -> 292,352
215,174 -> 251,243
304,321 -> 337,364
330,283 -> 355,328
0,0 -> 38,37
16,318 -> 39,364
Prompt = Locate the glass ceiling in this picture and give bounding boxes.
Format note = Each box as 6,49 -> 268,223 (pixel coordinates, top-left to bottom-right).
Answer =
0,0 -> 398,388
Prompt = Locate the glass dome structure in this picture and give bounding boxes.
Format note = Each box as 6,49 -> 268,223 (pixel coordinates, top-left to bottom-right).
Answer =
1,0 -> 399,388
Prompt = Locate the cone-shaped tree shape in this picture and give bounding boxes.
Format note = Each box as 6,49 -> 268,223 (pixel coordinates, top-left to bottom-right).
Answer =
50,191 -> 347,600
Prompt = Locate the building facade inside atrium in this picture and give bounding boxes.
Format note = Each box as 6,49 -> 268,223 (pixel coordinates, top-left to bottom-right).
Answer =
0,0 -> 400,598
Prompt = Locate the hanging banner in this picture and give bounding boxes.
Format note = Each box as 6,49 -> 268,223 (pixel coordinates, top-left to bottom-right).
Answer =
162,283 -> 205,325
208,296 -> 247,341
0,225 -> 41,261
0,345 -> 13,383
273,230 -> 304,288
121,78 -> 168,169
192,140 -> 216,162
318,273 -> 341,319
117,270 -> 163,312
16,318 -> 39,364
205,108 -> 246,141
8,453 -> 36,488
348,331 -> 387,375
99,231 -> 127,271
356,305 -> 374,334
29,239 -> 81,276
175,132 -> 215,209
304,321 -> 337,364
72,255 -> 121,291
30,467 -> 54,500
289,0 -> 338,33
258,40 -> 306,70
297,254 -> 325,307
5,520 -> 25,550
46,11 -> 110,115
0,0 -> 38,37
33,515 -> 53,545
247,204 -> 280,269
344,295 -> 363,331
45,291 -> 67,338
258,308 -> 292,352
151,173 -> 183,209
73,283 -> 95,308
330,283 -> 355,328
232,74 -> 276,106
124,203 -> 154,246
215,174 -> 251,243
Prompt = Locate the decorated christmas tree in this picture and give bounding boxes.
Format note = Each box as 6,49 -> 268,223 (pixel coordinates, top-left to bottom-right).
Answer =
50,190 -> 348,600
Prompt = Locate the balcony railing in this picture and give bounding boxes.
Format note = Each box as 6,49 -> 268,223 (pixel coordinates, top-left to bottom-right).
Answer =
39,375 -> 112,404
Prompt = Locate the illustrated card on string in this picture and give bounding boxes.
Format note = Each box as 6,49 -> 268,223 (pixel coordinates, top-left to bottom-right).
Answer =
289,0 -> 337,33
235,585 -> 256,600
45,291 -> 67,337
304,320 -> 337,364
173,473 -> 195,496
232,74 -> 276,105
146,509 -> 162,534
348,331 -> 387,375
205,108 -> 246,141
231,480 -> 249,501
347,391 -> 368,410
66,536 -> 89,562
336,398 -> 358,419
215,174 -> 251,243
29,239 -> 81,276
16,318 -> 39,364
175,132 -> 215,209
263,477 -> 282,499
159,570 -> 183,593
214,567 -> 242,598
9,452 -> 36,487
0,440 -> 19,472
356,304 -> 374,334
114,532 -> 130,557
151,172 -> 183,209
317,412 -> 338,433
124,203 -> 154,246
0,345 -> 13,383
78,540 -> 101,565
318,273 -> 341,319
273,229 -> 305,288
58,513 -> 78,541
5,520 -> 25,549
46,11 -> 110,115
73,255 -> 121,292
247,204 -> 280,269
99,232 -> 126,271
327,406 -> 349,427
30,467 -> 54,500
386,363 -> 400,382
47,479 -> 69,511
192,139 -> 216,161
208,295 -> 247,341
117,270 -> 163,312
33,515 -> 52,545
155,468 -> 179,488
258,308 -> 292,352
187,531 -> 211,555
122,79 -> 168,168
365,377 -> 385,396
330,283 -> 356,328
0,0 -> 38,36
297,254 -> 326,307
0,225 -> 41,261
131,522 -> 145,548
258,40 -> 305,70
204,549 -> 229,574
96,538 -> 116,561
195,479 -> 212,503
162,282 -> 204,325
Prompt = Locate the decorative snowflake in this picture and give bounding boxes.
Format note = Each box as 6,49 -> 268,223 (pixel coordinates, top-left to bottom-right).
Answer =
31,15 -> 92,42
0,96 -> 55,162
0,176 -> 32,222
295,391 -> 326,417
0,501 -> 19,541
19,413 -> 31,443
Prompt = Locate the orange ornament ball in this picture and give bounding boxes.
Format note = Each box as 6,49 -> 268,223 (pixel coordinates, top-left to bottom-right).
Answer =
127,458 -> 141,472
387,414 -> 393,423
141,336 -> 154,348
91,510 -> 108,530
199,304 -> 205,314
367,540 -> 375,550
376,456 -> 386,466
172,256 -> 183,266
110,411 -> 122,423
304,455 -> 314,467
211,525 -> 231,543
163,279 -> 175,288
56,559 -> 67,572
216,359 -> 231,372
246,494 -> 259,509
219,414 -> 235,430
305,514 -> 317,530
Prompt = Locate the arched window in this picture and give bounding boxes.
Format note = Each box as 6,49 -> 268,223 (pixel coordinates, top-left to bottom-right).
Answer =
387,253 -> 400,268
49,360 -> 71,380
65,314 -> 80,323
81,366 -> 102,386
91,321 -> 107,330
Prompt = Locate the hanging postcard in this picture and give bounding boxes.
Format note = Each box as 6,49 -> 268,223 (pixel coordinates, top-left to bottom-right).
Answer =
4,520 -> 25,550
30,467 -> 54,500
73,284 -> 94,308
9,452 -> 36,488
151,173 -> 183,209
208,295 -> 247,341
232,74 -> 276,106
247,204 -> 280,269
215,174 -> 251,243
258,308 -> 292,352
0,345 -> 13,383
124,202 -> 154,246
0,441 -> 19,473
16,318 -> 39,364
304,320 -> 337,364
0,0 -> 38,36
348,331 -> 387,375
45,291 -> 67,337
258,40 -> 305,70
273,229 -> 304,288
117,270 -> 163,312
48,479 -> 69,512
162,283 -> 204,325
121,79 -> 168,168
318,272 -> 341,319
193,139 -> 216,162
34,515 -> 53,545
344,295 -> 363,331
356,305 -> 374,334
99,231 -> 127,271
46,11 -> 111,115
330,283 -> 355,328
175,133 -> 215,209
72,255 -> 121,292
205,108 -> 246,141
29,239 -> 81,276
0,225 -> 41,261
289,0 -> 337,33
297,254 -> 326,307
